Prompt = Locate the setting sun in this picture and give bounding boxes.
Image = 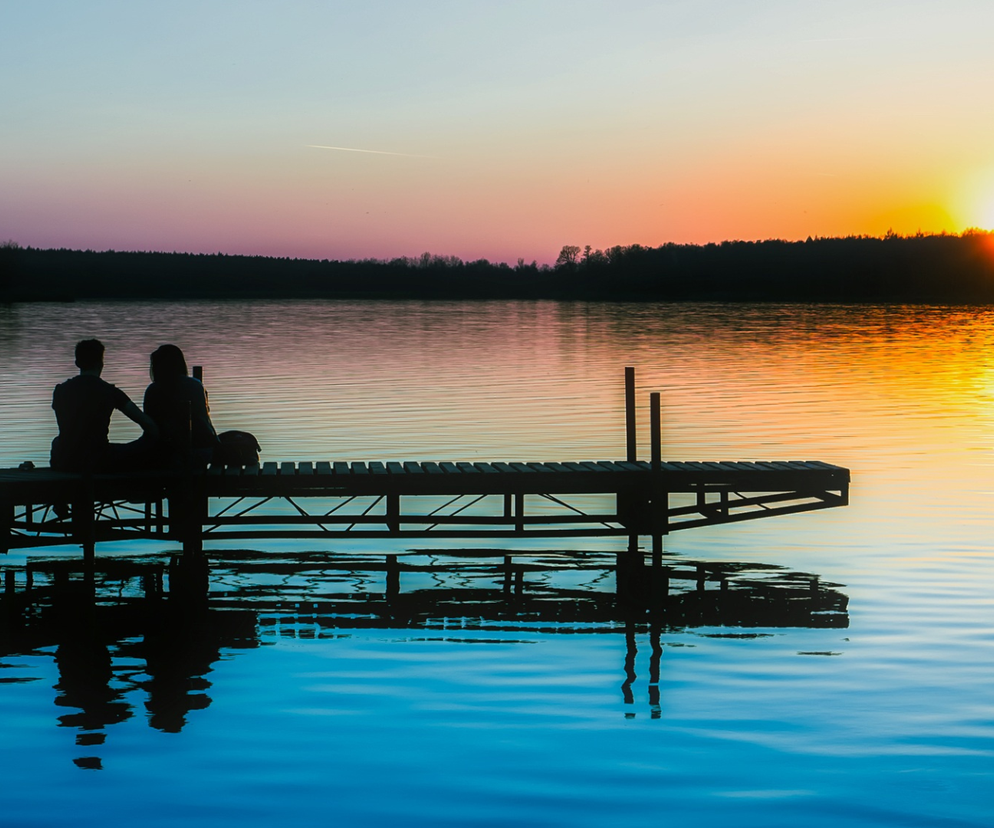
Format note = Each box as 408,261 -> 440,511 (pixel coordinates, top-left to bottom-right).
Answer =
952,167 -> 994,233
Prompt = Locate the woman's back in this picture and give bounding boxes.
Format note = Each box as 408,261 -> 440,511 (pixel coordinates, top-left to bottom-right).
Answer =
144,375 -> 218,452
145,344 -> 219,466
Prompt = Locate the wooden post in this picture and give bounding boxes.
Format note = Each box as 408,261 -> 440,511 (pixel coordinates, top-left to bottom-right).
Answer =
386,493 -> 400,533
625,367 -> 637,462
386,554 -> 399,600
191,367 -> 203,466
74,478 -> 96,567
179,476 -> 206,557
650,392 -> 661,472
622,618 -> 636,708
0,494 -> 11,555
617,535 -> 639,602
649,623 -> 662,716
650,534 -> 664,603
652,533 -> 663,569
514,492 -> 524,533
168,551 -> 209,601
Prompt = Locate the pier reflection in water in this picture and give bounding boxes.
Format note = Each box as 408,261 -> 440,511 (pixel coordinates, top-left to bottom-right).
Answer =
1,549 -> 847,768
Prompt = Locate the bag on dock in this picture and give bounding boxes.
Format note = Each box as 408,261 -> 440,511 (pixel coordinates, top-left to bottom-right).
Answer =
214,430 -> 261,465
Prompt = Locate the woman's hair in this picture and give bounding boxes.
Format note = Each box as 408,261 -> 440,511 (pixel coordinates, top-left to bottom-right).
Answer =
150,344 -> 189,382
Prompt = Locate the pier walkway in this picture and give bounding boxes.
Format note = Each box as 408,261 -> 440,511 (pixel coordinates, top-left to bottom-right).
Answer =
0,368 -> 849,562
0,457 -> 849,561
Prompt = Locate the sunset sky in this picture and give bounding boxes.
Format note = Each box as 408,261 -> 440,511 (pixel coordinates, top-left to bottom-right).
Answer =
2,0 -> 993,263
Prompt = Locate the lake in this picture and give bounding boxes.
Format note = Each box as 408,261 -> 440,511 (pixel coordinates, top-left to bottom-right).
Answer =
1,300 -> 992,827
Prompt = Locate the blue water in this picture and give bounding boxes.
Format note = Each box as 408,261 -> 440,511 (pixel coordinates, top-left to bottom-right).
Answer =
1,301 -> 992,826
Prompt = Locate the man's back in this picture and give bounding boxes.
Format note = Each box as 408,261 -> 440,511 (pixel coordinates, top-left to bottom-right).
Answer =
51,374 -> 130,471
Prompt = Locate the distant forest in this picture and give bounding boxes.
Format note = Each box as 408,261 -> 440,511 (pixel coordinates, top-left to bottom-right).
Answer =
3,231 -> 994,303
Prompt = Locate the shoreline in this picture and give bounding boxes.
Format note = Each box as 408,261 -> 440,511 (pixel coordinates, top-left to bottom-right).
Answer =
4,232 -> 994,303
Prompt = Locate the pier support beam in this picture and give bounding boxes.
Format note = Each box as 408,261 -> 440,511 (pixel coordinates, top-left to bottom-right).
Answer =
0,494 -> 11,555
72,479 -> 96,567
386,494 -> 400,533
173,476 -> 207,557
168,553 -> 209,601
386,554 -> 400,600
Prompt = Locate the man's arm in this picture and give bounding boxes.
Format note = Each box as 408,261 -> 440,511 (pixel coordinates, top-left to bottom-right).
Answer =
123,401 -> 160,440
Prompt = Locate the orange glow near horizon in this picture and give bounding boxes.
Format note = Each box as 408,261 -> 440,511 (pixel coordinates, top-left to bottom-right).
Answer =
3,5 -> 994,262
2,148 -> 988,263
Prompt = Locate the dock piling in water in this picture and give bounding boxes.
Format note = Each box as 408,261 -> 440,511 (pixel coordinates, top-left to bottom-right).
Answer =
650,392 -> 661,473
625,366 -> 637,462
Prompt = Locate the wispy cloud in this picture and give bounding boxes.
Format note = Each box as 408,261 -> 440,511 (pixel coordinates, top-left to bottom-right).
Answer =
798,36 -> 889,43
307,144 -> 437,159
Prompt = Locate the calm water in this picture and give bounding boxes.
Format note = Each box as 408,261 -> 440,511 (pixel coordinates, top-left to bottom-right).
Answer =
1,301 -> 993,827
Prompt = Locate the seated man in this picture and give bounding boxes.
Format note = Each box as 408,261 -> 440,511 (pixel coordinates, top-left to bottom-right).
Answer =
51,339 -> 159,472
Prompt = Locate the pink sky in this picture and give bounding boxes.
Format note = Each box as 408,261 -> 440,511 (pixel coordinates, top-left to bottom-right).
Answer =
2,2 -> 993,263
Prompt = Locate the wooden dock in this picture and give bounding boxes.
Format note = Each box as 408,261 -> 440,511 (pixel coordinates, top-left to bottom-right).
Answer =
0,368 -> 849,561
0,457 -> 848,560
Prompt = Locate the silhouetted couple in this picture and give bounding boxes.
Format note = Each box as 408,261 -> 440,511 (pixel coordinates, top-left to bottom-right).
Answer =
51,340 -> 219,473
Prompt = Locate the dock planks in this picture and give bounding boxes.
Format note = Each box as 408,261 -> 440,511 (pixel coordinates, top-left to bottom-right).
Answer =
0,458 -> 849,555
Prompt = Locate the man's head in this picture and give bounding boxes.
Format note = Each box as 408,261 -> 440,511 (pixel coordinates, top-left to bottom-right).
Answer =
75,339 -> 105,372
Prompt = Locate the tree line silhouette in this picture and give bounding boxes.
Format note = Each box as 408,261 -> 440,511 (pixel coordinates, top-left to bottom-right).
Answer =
3,231 -> 994,302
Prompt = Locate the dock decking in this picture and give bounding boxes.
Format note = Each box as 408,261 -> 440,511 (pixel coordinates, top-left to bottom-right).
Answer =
0,457 -> 849,560
0,367 -> 850,560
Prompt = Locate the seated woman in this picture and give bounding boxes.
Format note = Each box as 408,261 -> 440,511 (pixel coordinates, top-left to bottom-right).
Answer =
144,344 -> 220,467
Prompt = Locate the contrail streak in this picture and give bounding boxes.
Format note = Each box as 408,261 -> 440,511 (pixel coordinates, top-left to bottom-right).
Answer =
307,144 -> 436,159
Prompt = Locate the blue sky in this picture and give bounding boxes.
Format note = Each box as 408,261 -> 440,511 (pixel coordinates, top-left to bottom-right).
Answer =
3,1 -> 994,261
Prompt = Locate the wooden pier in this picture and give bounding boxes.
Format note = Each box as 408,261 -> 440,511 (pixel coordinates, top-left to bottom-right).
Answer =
0,369 -> 849,561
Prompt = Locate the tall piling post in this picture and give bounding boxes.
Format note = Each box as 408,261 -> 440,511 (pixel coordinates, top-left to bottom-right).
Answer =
625,367 -> 637,462
650,392 -> 661,473
649,391 -> 666,557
